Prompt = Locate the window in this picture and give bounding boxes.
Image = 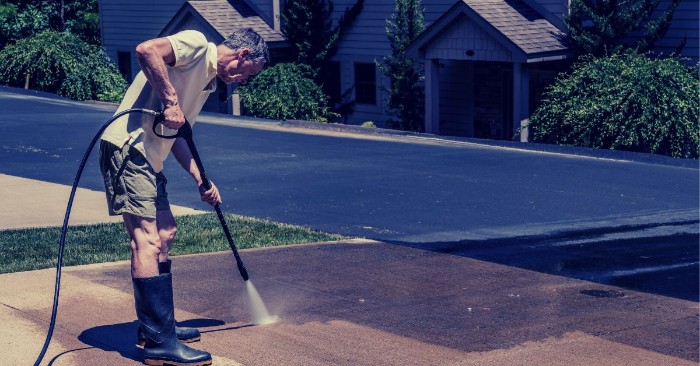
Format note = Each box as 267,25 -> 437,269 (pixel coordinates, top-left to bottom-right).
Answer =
354,63 -> 376,105
117,51 -> 133,82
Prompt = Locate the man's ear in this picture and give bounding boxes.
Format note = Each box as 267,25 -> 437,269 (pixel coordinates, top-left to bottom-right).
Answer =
237,48 -> 250,59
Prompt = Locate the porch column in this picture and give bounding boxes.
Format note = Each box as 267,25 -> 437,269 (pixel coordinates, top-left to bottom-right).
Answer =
425,58 -> 440,134
231,86 -> 240,116
512,62 -> 529,142
273,0 -> 281,32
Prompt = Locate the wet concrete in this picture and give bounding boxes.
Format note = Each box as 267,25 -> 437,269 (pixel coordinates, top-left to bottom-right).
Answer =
57,240 -> 698,365
392,210 -> 699,301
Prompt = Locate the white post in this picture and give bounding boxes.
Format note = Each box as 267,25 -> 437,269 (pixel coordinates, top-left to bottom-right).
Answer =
232,91 -> 241,116
273,0 -> 281,32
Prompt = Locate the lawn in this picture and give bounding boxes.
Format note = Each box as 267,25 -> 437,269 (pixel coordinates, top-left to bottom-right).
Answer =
0,213 -> 347,274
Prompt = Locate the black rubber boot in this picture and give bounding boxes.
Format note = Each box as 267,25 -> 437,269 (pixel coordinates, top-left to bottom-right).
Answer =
137,261 -> 201,346
133,274 -> 212,366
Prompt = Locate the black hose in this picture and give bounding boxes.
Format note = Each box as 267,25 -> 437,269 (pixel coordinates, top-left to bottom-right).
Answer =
33,108 -> 160,366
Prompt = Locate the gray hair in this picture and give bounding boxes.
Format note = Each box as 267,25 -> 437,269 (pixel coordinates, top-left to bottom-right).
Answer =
222,28 -> 270,65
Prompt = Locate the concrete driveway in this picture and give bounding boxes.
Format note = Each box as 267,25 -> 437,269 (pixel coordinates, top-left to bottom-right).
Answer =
1,241 -> 698,365
0,87 -> 697,365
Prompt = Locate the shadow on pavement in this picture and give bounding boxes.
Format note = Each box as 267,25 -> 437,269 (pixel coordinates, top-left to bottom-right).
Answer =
78,318 -> 225,363
388,221 -> 699,302
78,321 -> 141,363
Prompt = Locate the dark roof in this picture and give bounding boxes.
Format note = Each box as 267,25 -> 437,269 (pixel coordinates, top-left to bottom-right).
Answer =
463,0 -> 568,55
187,0 -> 286,43
408,0 -> 571,61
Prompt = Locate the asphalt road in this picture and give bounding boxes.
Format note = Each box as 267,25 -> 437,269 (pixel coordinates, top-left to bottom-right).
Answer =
0,87 -> 698,301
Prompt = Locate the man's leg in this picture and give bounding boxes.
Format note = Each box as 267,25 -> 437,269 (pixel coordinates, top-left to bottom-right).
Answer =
122,213 -> 161,278
156,209 -> 177,263
124,213 -> 210,365
148,209 -> 202,345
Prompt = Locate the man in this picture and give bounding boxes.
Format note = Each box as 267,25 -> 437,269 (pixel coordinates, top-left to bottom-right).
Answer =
99,28 -> 268,366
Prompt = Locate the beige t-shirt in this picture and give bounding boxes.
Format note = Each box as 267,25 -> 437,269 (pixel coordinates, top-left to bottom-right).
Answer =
101,30 -> 218,173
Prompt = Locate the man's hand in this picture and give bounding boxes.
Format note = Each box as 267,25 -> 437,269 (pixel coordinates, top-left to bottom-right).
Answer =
162,102 -> 185,130
199,180 -> 222,206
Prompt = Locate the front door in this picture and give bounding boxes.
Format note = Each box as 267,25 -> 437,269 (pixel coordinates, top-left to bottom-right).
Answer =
473,62 -> 513,140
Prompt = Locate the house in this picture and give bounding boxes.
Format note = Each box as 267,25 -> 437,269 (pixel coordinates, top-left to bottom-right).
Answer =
98,0 -> 699,140
407,0 -> 699,140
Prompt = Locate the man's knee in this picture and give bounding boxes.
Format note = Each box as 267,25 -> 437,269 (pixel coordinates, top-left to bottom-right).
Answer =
156,211 -> 178,246
130,229 -> 163,254
160,225 -> 177,246
123,213 -> 162,253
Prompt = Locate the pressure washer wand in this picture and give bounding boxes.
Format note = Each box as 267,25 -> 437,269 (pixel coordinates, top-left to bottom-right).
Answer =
164,121 -> 249,282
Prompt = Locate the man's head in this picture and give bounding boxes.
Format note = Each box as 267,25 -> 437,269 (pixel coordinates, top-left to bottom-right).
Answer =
216,28 -> 269,85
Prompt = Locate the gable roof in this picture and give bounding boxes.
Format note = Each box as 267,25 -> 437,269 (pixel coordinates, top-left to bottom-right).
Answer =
408,0 -> 570,62
161,0 -> 287,46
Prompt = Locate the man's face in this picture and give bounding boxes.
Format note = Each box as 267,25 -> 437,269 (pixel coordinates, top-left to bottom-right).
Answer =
220,50 -> 264,85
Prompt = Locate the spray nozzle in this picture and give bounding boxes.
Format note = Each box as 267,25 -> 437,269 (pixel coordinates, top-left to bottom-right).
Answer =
140,109 -> 161,117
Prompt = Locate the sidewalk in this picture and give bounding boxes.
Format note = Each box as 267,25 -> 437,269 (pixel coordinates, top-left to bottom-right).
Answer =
0,175 -> 698,365
0,174 -> 204,230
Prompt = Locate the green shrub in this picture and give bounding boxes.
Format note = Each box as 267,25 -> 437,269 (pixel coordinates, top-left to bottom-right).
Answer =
0,31 -> 125,102
361,121 -> 376,128
238,63 -> 336,121
528,53 -> 699,158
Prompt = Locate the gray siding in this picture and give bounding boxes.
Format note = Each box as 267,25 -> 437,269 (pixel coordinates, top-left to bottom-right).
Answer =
654,0 -> 699,62
531,0 -> 568,21
425,15 -> 513,62
245,0 -> 273,21
99,0 -> 185,45
99,0 -> 186,80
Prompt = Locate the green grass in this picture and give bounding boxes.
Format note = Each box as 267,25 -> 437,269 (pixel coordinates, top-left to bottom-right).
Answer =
0,213 -> 347,274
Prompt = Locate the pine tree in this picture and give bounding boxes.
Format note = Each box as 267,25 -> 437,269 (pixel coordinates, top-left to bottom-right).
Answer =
281,0 -> 363,119
282,0 -> 363,73
377,0 -> 425,132
566,0 -> 681,58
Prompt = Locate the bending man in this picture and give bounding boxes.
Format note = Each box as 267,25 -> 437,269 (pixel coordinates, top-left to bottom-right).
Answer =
99,28 -> 268,366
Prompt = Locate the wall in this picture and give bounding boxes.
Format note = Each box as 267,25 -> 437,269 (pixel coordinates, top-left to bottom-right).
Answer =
649,0 -> 699,63
99,0 -> 186,80
425,15 -> 513,62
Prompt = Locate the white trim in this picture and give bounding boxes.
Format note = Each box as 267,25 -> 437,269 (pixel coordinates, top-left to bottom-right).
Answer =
273,0 -> 281,32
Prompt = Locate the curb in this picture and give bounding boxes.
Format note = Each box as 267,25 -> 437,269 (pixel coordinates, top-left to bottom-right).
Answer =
282,119 -> 698,169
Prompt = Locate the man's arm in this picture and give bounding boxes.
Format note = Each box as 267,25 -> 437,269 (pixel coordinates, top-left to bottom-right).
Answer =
171,137 -> 222,205
135,37 -> 185,130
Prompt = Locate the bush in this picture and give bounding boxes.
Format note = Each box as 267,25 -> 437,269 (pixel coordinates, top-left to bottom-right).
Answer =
238,63 -> 336,121
0,31 -> 125,102
528,53 -> 699,158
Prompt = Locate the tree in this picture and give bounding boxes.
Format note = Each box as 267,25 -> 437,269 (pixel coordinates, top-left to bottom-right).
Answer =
0,0 -> 100,48
0,2 -> 50,48
528,53 -> 699,159
238,63 -> 336,122
376,0 -> 425,132
566,0 -> 681,58
0,31 -> 126,102
282,0 -> 363,72
282,0 -> 363,115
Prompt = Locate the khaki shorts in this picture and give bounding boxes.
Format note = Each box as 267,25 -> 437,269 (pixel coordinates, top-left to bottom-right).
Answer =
99,140 -> 170,218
